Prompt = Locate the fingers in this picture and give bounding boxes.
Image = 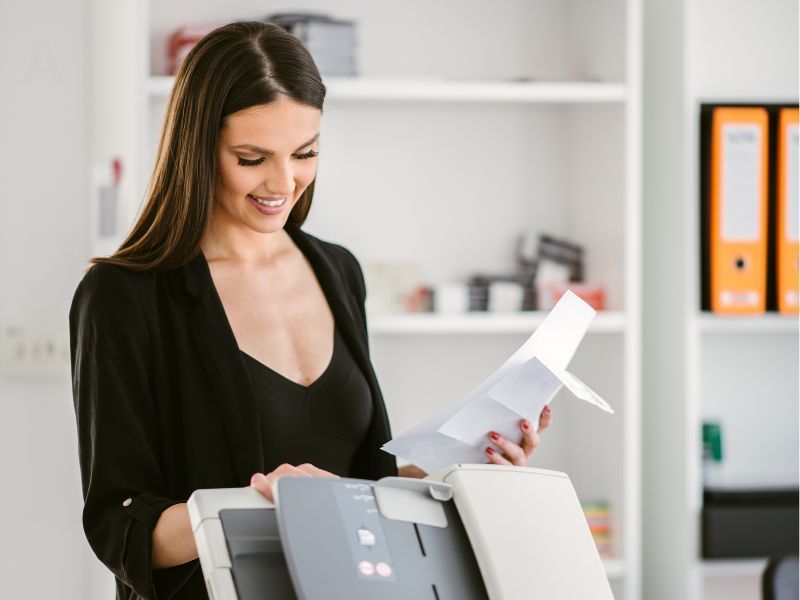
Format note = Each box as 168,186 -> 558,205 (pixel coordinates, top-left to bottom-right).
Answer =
487,431 -> 527,466
519,418 -> 541,456
250,472 -> 281,502
539,404 -> 553,431
485,407 -> 552,467
296,463 -> 340,478
250,463 -> 312,502
485,444 -> 513,466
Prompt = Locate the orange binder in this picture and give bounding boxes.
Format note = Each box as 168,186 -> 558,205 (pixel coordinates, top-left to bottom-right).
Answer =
709,107 -> 770,314
776,108 -> 799,314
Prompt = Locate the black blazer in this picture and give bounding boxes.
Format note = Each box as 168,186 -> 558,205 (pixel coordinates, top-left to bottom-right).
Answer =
69,224 -> 397,600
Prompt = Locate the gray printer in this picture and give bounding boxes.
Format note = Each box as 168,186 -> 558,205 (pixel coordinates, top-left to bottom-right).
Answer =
188,464 -> 615,599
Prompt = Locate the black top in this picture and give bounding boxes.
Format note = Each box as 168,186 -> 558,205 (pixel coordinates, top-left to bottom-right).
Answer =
241,325 -> 374,475
69,224 -> 396,600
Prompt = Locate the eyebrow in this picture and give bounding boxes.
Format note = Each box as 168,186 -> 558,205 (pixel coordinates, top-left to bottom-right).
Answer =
230,133 -> 320,155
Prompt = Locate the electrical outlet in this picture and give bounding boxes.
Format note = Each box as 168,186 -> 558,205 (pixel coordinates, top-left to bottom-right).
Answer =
0,325 -> 71,378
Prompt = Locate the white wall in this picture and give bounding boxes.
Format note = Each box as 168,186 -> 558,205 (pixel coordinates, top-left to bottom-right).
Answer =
0,1 -> 111,598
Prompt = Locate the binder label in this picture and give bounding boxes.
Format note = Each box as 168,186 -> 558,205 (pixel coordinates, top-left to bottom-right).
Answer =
788,123 -> 799,242
722,123 -> 762,242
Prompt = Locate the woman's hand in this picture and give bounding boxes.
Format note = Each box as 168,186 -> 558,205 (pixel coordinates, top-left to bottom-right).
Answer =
485,404 -> 553,466
398,464 -> 428,479
250,463 -> 339,502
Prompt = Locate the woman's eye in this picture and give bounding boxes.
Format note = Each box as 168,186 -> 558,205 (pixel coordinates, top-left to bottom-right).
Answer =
237,156 -> 264,167
237,150 -> 318,167
295,149 -> 319,160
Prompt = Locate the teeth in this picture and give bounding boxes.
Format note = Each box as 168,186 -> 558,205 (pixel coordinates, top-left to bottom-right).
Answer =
250,195 -> 286,207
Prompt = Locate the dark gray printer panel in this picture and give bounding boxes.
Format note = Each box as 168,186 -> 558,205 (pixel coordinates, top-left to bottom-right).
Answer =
277,478 -> 488,600
219,508 -> 297,600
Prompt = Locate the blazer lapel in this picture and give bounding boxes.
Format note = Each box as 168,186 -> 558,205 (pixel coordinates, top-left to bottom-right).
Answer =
183,253 -> 264,484
180,226 -> 389,485
285,226 -> 370,375
286,226 -> 395,478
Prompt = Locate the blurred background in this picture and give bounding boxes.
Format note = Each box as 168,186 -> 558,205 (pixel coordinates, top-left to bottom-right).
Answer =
0,1 -> 797,598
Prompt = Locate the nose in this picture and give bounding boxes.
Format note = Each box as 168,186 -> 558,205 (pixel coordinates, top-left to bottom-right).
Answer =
263,157 -> 294,197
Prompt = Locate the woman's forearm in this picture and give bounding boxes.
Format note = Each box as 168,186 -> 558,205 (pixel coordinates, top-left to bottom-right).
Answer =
151,503 -> 198,569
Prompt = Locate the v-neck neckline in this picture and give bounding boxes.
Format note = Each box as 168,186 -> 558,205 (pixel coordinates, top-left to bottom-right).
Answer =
199,227 -> 338,392
183,224 -> 396,482
240,325 -> 339,392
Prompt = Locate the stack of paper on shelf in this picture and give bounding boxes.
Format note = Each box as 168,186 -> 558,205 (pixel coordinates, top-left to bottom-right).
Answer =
266,13 -> 358,77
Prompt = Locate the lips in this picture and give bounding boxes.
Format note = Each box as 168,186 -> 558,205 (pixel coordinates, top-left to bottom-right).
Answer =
247,194 -> 287,207
245,193 -> 289,216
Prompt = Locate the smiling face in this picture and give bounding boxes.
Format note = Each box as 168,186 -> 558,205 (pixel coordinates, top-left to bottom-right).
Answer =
214,97 -> 321,236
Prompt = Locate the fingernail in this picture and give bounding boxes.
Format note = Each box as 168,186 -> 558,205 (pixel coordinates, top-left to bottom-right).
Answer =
489,432 -> 499,441
486,446 -> 494,455
521,420 -> 530,430
544,405 -> 551,413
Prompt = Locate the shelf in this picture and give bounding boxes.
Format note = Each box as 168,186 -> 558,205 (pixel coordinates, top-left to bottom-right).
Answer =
147,75 -> 627,104
695,313 -> 799,334
700,558 -> 768,578
603,558 -> 626,579
367,311 -> 625,335
693,95 -> 798,105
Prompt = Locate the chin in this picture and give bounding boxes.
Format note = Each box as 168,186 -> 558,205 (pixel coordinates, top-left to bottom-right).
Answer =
248,220 -> 288,235
245,213 -> 291,235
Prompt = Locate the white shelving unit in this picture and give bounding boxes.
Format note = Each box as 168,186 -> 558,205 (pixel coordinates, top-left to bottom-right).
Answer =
694,313 -> 799,335
369,311 -> 627,335
149,74 -> 628,104
681,2 -> 799,600
91,1 -> 641,598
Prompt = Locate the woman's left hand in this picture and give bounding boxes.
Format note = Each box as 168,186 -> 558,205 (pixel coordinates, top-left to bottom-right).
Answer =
485,404 -> 553,466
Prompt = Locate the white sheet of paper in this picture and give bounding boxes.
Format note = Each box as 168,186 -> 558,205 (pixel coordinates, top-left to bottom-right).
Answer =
540,359 -> 615,414
381,291 -> 612,474
438,357 -> 563,447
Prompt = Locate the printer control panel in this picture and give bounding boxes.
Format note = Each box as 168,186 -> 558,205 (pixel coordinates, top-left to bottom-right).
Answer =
333,481 -> 397,582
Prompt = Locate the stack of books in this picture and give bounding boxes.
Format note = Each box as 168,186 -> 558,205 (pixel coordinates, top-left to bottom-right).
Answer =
266,13 -> 358,77
582,501 -> 613,558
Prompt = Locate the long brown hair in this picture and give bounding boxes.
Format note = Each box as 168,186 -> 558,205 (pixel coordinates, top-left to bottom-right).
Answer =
92,21 -> 326,271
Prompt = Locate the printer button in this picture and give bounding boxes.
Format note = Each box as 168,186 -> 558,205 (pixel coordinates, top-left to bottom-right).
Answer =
358,561 -> 375,576
357,528 -> 376,546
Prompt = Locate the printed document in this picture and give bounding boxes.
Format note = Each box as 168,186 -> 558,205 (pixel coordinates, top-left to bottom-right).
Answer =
381,291 -> 614,473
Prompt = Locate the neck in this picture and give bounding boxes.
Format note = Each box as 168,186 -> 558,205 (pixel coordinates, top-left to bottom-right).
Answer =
200,209 -> 292,266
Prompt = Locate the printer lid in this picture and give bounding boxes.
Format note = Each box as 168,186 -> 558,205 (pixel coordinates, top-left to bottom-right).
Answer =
430,464 -> 615,600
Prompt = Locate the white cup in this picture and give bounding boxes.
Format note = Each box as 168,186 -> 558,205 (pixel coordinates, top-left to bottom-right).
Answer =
487,281 -> 524,313
434,283 -> 470,313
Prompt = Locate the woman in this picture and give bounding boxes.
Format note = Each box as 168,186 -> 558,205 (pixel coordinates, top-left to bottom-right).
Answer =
70,21 -> 552,600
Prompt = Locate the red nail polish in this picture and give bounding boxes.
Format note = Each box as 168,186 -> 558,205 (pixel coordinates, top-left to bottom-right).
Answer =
489,432 -> 499,441
522,420 -> 530,430
486,446 -> 494,455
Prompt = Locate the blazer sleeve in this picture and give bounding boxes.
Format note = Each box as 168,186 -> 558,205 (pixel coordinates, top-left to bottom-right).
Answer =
342,246 -> 370,336
69,265 -> 181,599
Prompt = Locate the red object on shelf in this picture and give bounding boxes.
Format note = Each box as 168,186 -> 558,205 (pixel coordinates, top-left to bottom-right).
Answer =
167,24 -> 221,75
537,283 -> 606,311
